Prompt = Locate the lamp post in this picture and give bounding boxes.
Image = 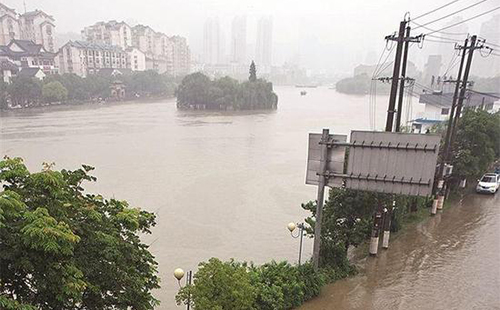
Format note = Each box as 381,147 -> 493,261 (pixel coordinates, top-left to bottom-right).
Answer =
174,268 -> 192,310
287,222 -> 305,265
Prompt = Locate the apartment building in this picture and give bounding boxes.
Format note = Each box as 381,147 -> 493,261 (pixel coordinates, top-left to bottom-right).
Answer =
80,20 -> 190,76
0,4 -> 56,52
58,40 -> 127,77
82,20 -> 132,50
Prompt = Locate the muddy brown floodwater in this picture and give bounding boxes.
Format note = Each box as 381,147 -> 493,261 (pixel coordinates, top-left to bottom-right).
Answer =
300,193 -> 500,310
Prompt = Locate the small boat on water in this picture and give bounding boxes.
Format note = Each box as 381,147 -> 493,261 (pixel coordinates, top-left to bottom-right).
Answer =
296,85 -> 318,88
300,91 -> 307,96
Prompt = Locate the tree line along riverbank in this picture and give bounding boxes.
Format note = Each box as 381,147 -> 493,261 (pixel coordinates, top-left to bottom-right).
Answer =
0,70 -> 181,110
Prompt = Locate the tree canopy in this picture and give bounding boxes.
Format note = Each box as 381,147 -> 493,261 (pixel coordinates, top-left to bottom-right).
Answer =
42,81 -> 68,103
249,61 -> 257,82
451,109 -> 500,179
0,158 -> 160,309
176,72 -> 278,110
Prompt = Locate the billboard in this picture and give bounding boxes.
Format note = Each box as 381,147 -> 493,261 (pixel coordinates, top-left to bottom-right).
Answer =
344,131 -> 440,196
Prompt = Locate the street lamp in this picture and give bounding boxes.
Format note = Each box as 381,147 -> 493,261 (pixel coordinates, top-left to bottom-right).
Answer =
287,222 -> 305,265
174,268 -> 193,310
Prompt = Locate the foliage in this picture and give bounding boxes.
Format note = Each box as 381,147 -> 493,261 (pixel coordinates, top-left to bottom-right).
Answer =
121,71 -> 177,97
0,71 -> 179,109
0,157 -> 160,309
335,74 -> 391,95
335,74 -> 371,95
0,81 -> 8,109
176,258 -> 256,310
302,188 -> 374,267
249,61 -> 257,82
176,259 -> 327,310
451,109 -> 500,179
7,77 -> 42,107
42,81 -> 68,103
176,72 -> 278,110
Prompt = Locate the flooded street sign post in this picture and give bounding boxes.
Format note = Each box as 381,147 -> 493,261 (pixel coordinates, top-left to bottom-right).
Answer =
306,130 -> 440,260
306,129 -> 347,270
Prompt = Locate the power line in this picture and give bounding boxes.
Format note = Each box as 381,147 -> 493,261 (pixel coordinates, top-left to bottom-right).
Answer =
411,21 -> 468,36
424,6 -> 500,36
414,0 -> 490,30
412,0 -> 462,21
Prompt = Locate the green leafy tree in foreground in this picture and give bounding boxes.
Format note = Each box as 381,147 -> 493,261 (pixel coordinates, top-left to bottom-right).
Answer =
249,61 -> 257,82
42,81 -> 68,103
451,109 -> 500,179
0,157 -> 160,309
176,258 -> 256,310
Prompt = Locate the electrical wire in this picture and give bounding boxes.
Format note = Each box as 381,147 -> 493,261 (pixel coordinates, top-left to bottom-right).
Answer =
412,0 -> 462,21
411,21 -> 468,36
423,6 -> 500,36
414,0 -> 490,30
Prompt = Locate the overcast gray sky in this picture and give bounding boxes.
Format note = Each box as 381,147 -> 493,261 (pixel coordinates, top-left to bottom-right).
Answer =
3,0 -> 499,73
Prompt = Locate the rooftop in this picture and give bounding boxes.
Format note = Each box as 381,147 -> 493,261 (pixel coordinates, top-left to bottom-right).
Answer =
65,40 -> 124,52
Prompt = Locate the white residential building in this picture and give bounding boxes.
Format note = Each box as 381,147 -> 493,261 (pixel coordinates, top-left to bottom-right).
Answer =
79,20 -> 190,75
0,3 -> 21,46
58,40 -> 127,77
126,47 -> 146,71
82,20 -> 132,50
0,4 -> 56,52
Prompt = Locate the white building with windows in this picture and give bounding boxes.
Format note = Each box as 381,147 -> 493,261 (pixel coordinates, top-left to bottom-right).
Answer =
82,20 -> 132,50
0,4 -> 56,52
0,39 -> 57,75
57,40 -> 127,77
126,47 -> 146,71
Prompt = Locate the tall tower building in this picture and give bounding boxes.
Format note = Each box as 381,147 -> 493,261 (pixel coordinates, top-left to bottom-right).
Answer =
255,16 -> 273,69
230,16 -> 246,64
438,16 -> 468,73
203,17 -> 221,65
475,14 -> 500,77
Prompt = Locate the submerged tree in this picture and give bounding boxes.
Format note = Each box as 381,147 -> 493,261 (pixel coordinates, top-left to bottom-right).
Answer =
249,61 -> 257,82
0,157 -> 160,309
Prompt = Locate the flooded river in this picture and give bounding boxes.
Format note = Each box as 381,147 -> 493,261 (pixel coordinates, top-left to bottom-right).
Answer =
300,193 -> 500,310
3,86 -> 497,309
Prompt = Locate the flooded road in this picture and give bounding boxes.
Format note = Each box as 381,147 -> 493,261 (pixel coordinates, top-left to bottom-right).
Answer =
300,193 -> 500,310
0,85 -> 458,309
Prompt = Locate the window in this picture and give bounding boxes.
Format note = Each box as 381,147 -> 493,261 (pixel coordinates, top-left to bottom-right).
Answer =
441,108 -> 450,115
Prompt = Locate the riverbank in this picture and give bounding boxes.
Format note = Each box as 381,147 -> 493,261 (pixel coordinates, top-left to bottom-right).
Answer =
0,95 -> 175,116
298,189 -> 498,310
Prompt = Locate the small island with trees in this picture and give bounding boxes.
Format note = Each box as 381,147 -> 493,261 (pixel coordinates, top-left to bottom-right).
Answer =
176,61 -> 278,110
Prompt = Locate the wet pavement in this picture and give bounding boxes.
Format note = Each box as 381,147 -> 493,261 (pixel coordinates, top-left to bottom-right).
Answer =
300,193 -> 500,310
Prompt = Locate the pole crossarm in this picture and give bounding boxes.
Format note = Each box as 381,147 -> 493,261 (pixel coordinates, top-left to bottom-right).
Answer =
385,34 -> 423,43
318,172 -> 431,186
320,141 -> 438,153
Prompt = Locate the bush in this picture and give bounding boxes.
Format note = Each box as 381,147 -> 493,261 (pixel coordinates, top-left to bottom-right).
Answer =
176,259 -> 332,310
176,258 -> 256,310
250,261 -> 306,310
42,81 -> 68,103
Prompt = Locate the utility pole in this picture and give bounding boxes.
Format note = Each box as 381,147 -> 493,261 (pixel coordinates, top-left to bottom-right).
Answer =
385,21 -> 407,132
432,35 -> 482,214
395,26 -> 421,132
312,128 -> 329,270
449,35 -> 481,153
432,38 -> 468,215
